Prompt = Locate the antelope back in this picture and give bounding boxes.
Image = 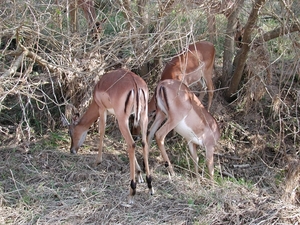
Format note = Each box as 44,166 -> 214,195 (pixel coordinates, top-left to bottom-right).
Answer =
160,41 -> 215,85
93,69 -> 147,115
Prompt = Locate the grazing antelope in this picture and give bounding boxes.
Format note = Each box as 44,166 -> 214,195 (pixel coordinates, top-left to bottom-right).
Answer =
148,41 -> 216,116
148,79 -> 220,180
68,0 -> 104,40
68,69 -> 154,203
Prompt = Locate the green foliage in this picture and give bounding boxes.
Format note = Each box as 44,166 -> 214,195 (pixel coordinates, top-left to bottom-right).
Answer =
215,175 -> 254,189
267,37 -> 295,60
274,169 -> 285,186
102,12 -> 126,35
222,122 -> 239,142
118,153 -> 129,163
46,131 -> 69,148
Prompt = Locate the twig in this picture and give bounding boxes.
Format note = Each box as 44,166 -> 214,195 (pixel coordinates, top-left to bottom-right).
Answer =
10,169 -> 23,200
233,164 -> 250,168
2,51 -> 27,77
221,170 -> 235,178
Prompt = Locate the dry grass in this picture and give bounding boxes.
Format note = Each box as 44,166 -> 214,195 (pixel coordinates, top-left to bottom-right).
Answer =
0,124 -> 300,225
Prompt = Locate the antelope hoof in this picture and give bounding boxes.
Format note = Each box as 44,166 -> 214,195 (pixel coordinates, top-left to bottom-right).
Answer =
128,180 -> 136,204
95,156 -> 103,166
150,188 -> 155,195
164,161 -> 175,176
146,175 -> 154,195
167,169 -> 175,180
128,195 -> 134,205
137,173 -> 144,183
168,167 -> 175,177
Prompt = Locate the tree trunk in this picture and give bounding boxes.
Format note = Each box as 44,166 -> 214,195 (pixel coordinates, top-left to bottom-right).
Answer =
207,12 -> 216,43
225,0 -> 267,102
221,0 -> 245,88
136,0 -> 150,77
69,0 -> 78,33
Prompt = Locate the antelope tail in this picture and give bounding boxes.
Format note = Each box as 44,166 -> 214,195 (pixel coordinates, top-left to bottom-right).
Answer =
133,88 -> 146,127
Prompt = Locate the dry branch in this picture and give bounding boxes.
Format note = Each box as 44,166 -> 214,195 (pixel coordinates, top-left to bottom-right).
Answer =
18,43 -> 64,73
2,51 -> 26,77
190,0 -> 236,15
119,0 -> 135,30
2,46 -> 69,79
259,22 -> 300,42
158,0 -> 175,18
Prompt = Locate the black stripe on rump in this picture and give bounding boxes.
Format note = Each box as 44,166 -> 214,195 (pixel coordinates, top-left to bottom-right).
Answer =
124,90 -> 134,113
160,86 -> 169,111
136,88 -> 139,116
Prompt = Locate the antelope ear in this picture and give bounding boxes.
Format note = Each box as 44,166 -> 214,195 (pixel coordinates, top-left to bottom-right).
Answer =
72,113 -> 80,125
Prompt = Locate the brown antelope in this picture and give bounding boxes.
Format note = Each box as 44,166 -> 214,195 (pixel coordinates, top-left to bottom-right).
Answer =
148,41 -> 216,116
68,69 -> 154,203
147,79 -> 220,180
68,0 -> 103,40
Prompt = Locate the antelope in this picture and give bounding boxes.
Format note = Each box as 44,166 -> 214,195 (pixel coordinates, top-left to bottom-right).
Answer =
68,0 -> 103,40
148,41 -> 216,117
147,79 -> 220,180
68,69 -> 154,203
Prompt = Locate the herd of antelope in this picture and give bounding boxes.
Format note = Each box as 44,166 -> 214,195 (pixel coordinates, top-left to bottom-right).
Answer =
67,41 -> 220,204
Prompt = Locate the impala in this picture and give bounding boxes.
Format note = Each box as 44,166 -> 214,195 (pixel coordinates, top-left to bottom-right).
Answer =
68,69 -> 154,203
149,41 -> 216,116
148,79 -> 220,180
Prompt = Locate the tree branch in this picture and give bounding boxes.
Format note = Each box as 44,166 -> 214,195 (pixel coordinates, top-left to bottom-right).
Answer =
18,43 -> 66,74
259,22 -> 300,42
2,51 -> 26,77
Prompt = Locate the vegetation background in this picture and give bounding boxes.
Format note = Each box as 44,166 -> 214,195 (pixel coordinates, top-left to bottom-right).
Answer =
0,0 -> 299,224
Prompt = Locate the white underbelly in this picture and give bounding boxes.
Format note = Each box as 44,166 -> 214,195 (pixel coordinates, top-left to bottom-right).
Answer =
174,120 -> 203,146
107,108 -> 115,115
